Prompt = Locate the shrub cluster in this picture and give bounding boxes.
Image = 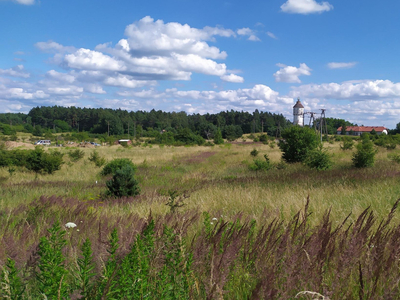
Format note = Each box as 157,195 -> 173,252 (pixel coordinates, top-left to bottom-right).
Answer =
68,149 -> 85,162
249,154 -> 272,173
304,147 -> 333,170
340,136 -> 355,150
352,138 -> 377,168
279,126 -> 320,163
0,146 -> 64,174
88,150 -> 106,167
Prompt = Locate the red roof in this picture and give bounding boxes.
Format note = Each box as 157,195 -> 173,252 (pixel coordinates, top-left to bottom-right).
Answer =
337,126 -> 387,132
293,100 -> 304,108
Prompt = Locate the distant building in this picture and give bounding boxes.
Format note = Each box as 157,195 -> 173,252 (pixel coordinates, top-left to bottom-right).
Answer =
293,98 -> 304,126
336,126 -> 388,136
116,139 -> 132,145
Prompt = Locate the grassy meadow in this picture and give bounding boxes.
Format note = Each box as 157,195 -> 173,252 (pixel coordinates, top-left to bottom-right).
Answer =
1,136 -> 400,299
1,138 -> 400,222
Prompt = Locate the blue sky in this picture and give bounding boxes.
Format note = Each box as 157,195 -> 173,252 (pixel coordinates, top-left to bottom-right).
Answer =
1,0 -> 400,128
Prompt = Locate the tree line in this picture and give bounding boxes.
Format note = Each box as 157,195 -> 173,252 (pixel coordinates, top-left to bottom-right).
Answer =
0,106 -> 293,140
1,106 -> 399,141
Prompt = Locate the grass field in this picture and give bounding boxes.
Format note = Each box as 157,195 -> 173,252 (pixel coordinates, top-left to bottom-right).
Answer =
1,139 -> 400,222
1,138 -> 400,299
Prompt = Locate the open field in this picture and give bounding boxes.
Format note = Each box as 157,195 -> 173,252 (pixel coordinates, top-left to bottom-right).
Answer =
1,140 -> 400,223
1,139 -> 400,299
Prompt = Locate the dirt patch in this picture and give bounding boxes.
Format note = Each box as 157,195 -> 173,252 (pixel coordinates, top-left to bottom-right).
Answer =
63,142 -> 77,147
230,140 -> 278,145
184,151 -> 216,163
4,141 -> 35,149
79,143 -> 95,148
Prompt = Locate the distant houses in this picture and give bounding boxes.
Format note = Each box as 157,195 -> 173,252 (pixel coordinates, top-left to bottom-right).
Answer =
336,126 -> 388,136
116,139 -> 132,145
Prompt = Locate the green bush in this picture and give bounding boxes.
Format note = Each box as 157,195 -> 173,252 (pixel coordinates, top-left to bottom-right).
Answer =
101,158 -> 136,176
88,150 -> 106,167
250,149 -> 259,157
279,126 -> 320,163
68,149 -> 85,162
106,165 -> 140,197
352,138 -> 377,168
340,136 -> 354,150
0,149 -> 29,167
26,147 -> 64,174
388,152 -> 400,164
386,143 -> 397,150
304,147 -> 332,170
213,129 -> 224,145
259,134 -> 268,144
249,154 -> 272,173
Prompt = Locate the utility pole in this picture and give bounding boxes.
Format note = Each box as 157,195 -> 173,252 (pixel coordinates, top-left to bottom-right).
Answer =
133,122 -> 136,139
261,120 -> 264,133
107,121 -> 110,136
319,109 -> 327,142
276,122 -> 281,138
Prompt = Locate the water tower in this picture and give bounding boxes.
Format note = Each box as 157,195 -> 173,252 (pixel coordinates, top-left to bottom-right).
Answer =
293,98 -> 304,126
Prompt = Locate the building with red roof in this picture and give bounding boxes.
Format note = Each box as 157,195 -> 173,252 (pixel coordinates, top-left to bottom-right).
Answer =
336,126 -> 388,136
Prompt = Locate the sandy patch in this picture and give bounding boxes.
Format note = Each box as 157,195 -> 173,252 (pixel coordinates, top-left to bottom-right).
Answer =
4,141 -> 35,149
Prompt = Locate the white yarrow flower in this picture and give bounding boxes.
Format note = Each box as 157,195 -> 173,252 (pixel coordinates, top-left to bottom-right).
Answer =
65,222 -> 77,228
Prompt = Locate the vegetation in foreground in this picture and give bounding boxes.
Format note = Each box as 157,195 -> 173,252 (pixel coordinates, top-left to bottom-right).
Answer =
1,129 -> 400,298
2,197 -> 400,299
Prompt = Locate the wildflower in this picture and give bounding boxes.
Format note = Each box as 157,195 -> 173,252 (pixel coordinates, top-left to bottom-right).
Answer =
65,222 -> 77,228
210,222 -> 214,225
212,217 -> 218,221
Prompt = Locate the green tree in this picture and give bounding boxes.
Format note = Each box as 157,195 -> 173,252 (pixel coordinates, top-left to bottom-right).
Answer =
352,138 -> 377,168
279,126 -> 320,163
340,123 -> 347,135
106,165 -> 140,197
101,158 -> 136,176
213,129 -> 224,145
304,147 -> 332,170
32,125 -> 43,137
26,147 -> 64,175
340,136 -> 354,150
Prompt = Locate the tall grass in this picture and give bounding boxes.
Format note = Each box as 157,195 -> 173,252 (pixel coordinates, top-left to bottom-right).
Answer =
2,197 -> 400,299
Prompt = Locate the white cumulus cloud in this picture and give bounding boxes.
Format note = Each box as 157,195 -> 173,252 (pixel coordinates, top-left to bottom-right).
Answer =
327,62 -> 358,69
289,80 -> 400,100
38,17 -> 246,85
220,74 -> 244,83
274,63 -> 311,83
281,0 -> 333,14
46,70 -> 75,83
123,16 -> 233,59
237,28 -> 260,41
64,49 -> 127,72
35,41 -> 75,53
0,65 -> 30,78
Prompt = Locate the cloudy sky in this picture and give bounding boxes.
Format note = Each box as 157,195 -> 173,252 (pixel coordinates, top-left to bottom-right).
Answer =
1,0 -> 400,128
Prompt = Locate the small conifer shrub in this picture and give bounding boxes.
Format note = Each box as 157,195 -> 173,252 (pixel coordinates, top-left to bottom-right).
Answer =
106,165 -> 140,197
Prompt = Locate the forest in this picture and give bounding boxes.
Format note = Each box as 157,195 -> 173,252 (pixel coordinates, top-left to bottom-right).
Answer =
0,106 -> 362,142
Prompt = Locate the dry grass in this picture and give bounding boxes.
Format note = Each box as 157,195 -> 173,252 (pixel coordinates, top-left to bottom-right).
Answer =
1,141 -> 400,225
